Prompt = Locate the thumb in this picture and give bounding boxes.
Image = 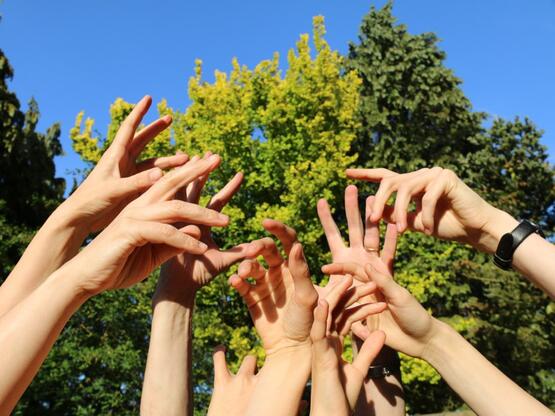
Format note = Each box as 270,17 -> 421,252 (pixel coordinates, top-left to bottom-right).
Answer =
351,330 -> 386,375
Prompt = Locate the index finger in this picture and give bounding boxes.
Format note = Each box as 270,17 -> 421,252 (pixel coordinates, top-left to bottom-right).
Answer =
207,172 -> 244,212
262,219 -> 298,256
346,168 -> 398,182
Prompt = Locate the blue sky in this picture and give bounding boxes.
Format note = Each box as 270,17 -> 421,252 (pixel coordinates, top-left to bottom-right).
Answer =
1,0 -> 554,190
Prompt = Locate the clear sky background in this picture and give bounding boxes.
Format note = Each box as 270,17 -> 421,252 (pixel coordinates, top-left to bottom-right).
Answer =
1,0 -> 554,190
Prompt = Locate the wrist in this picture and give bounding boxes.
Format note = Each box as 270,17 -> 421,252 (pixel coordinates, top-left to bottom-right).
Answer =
48,200 -> 90,241
476,208 -> 519,254
420,318 -> 457,366
48,265 -> 94,308
153,263 -> 197,307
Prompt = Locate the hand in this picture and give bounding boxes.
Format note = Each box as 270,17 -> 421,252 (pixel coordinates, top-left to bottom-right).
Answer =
70,155 -> 229,295
207,346 -> 258,416
155,155 -> 248,302
59,95 -> 189,234
317,185 -> 398,289
229,223 -> 318,355
346,167 -> 504,252
310,277 -> 386,416
322,259 -> 439,359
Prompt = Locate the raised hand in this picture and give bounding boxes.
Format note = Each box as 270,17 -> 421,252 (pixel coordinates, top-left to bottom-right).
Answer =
322,260 -> 437,359
207,347 -> 258,416
61,95 -> 189,233
71,154 -> 228,295
346,167 -> 505,251
317,185 -> 398,287
310,276 -> 386,416
230,230 -> 318,355
156,156 -> 248,299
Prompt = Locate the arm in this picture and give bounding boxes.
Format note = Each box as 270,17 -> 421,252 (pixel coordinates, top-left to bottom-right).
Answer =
324,260 -> 553,416
0,155 -> 226,413
0,95 -> 188,316
347,167 -> 555,298
141,169 -> 247,416
317,185 -> 406,415
229,227 -> 319,416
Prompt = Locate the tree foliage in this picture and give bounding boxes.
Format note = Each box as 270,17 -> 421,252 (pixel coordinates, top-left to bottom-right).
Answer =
11,4 -> 555,414
0,49 -> 64,278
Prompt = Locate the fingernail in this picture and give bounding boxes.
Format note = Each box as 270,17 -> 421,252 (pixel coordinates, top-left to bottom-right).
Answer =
148,168 -> 163,181
396,223 -> 403,233
198,242 -> 208,250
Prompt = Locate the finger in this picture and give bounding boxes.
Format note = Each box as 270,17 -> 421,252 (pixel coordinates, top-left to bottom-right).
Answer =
141,154 -> 221,203
216,243 -> 250,271
321,262 -> 368,282
317,199 -> 345,253
137,200 -> 229,227
371,174 -> 402,223
364,196 -> 380,251
184,155 -> 201,201
393,168 -> 439,233
381,223 -> 398,275
212,345 -> 231,383
237,355 -> 257,376
351,331 -> 386,374
310,299 -> 329,342
229,274 -> 256,305
114,167 -> 164,199
345,168 -> 398,182
128,114 -> 173,159
238,259 -> 267,281
207,172 -> 244,212
290,243 -> 318,308
421,172 -> 450,234
187,174 -> 209,205
336,302 -> 387,336
246,237 -> 283,269
340,282 -> 378,310
180,224 -> 202,240
364,262 -> 400,300
322,275 -> 353,312
111,95 -> 152,149
134,221 -> 208,254
136,153 -> 189,172
262,219 -> 298,256
345,185 -> 364,247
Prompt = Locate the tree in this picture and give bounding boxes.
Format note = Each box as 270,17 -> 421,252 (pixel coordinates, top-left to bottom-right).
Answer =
347,3 -> 554,412
23,17 -> 361,414
0,49 -> 64,278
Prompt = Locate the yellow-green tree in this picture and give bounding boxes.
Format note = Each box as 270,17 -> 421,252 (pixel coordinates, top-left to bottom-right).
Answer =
65,17 -> 360,414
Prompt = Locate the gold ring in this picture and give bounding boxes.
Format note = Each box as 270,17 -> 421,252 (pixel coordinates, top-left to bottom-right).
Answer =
365,247 -> 379,254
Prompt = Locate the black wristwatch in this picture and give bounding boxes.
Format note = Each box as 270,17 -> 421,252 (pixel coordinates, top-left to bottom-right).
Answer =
493,219 -> 544,270
367,354 -> 401,379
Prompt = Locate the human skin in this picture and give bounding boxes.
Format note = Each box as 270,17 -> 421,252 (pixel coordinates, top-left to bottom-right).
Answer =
310,275 -> 386,416
347,166 -> 555,298
317,186 -> 405,416
228,226 -> 319,416
141,163 -> 248,416
0,155 -> 226,414
323,259 -> 553,416
0,95 -> 189,317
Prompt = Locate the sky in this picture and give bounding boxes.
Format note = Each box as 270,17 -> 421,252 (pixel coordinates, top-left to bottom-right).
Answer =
1,0 -> 554,190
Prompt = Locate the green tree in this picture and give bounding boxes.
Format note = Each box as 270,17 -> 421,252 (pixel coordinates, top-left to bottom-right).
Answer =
0,49 -> 64,278
347,3 -> 554,412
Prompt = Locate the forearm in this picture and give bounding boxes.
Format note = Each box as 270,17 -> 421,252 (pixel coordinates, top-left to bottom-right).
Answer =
0,205 -> 87,316
422,320 -> 552,416
141,275 -> 195,416
354,342 -> 405,416
245,346 -> 311,416
480,208 -> 555,298
0,266 -> 88,414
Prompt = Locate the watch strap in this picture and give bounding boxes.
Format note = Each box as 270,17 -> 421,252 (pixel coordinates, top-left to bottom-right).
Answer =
493,219 -> 543,270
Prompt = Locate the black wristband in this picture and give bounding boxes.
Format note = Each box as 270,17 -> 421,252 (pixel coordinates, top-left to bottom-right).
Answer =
366,354 -> 401,379
493,219 -> 544,270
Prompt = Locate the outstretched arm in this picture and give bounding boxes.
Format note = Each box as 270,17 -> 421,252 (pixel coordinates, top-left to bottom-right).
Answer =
141,168 -> 247,416
347,167 -> 555,298
324,260 -> 553,416
0,95 -> 188,316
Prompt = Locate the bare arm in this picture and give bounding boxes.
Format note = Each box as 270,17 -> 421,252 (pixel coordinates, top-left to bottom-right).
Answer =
0,95 -> 187,316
